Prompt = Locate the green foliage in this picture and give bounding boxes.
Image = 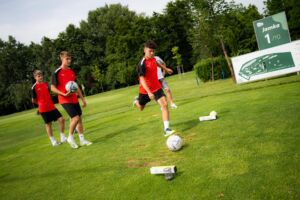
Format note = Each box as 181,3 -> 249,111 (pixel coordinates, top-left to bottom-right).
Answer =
7,83 -> 32,111
222,5 -> 262,56
194,56 -> 229,82
152,0 -> 194,70
0,36 -> 34,114
264,0 -> 300,40
190,0 -> 262,61
171,46 -> 182,67
194,58 -> 211,82
91,65 -> 105,93
77,65 -> 95,95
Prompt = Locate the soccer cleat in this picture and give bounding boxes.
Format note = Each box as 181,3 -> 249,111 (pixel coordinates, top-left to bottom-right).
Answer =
132,96 -> 139,107
164,128 -> 175,137
170,103 -> 177,109
52,141 -> 61,147
67,137 -> 79,149
80,139 -> 92,146
60,136 -> 67,143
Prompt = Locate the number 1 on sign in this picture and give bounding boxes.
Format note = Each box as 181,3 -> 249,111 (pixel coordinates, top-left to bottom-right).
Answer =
264,33 -> 271,44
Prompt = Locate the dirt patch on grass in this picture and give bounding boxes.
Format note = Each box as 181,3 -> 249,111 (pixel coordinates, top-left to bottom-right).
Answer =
127,159 -> 162,168
184,132 -> 197,142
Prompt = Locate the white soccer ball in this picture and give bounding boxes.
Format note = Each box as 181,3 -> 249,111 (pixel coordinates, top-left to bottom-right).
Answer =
166,135 -> 183,151
65,81 -> 78,93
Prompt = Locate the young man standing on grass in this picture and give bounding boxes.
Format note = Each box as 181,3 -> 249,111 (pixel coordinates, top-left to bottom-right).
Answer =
133,40 -> 175,137
155,56 -> 177,109
51,51 -> 92,149
31,70 -> 67,146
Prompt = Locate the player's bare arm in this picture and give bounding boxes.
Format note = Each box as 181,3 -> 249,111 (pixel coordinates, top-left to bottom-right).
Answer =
157,62 -> 173,75
51,84 -> 70,96
31,98 -> 37,104
76,88 -> 87,107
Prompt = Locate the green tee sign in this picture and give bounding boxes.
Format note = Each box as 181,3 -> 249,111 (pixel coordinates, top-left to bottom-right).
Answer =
253,12 -> 291,50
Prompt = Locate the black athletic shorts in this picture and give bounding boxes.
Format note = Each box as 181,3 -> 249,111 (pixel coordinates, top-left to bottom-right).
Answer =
62,103 -> 82,118
41,109 -> 62,124
138,88 -> 165,106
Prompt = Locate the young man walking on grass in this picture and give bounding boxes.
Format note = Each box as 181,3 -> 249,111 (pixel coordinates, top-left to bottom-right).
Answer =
31,70 -> 66,147
133,40 -> 175,137
51,51 -> 92,149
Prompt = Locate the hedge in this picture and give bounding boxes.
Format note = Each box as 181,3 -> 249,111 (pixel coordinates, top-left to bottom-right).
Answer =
194,56 -> 231,82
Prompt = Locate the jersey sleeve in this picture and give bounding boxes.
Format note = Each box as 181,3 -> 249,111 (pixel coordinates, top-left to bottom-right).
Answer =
31,86 -> 37,99
155,56 -> 165,65
137,58 -> 146,77
51,71 -> 58,86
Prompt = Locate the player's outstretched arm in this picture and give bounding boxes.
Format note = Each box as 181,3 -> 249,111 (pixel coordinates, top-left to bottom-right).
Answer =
157,62 -> 173,75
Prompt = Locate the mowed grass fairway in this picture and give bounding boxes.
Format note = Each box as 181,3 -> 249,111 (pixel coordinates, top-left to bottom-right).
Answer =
0,72 -> 300,200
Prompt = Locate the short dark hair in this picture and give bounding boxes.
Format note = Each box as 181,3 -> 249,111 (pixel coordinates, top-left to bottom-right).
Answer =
144,40 -> 157,49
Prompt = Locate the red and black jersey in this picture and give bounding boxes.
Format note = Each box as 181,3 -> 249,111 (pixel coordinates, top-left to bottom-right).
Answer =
31,82 -> 56,113
51,67 -> 78,104
137,57 -> 161,94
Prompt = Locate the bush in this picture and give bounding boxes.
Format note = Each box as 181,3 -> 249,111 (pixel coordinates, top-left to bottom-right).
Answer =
194,56 -> 230,82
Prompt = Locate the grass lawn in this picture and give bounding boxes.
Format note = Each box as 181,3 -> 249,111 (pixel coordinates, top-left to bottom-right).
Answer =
0,72 -> 299,200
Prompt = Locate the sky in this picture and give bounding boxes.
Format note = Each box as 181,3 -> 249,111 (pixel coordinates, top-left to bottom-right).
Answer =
0,0 -> 265,45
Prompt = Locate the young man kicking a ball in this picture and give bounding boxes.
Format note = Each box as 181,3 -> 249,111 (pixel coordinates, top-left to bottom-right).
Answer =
133,40 -> 175,137
51,51 -> 92,149
31,70 -> 67,146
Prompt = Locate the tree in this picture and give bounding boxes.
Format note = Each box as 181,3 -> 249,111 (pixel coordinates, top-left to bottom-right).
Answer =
264,0 -> 300,40
264,0 -> 285,15
171,46 -> 184,75
0,36 -> 33,114
56,24 -> 88,72
190,0 -> 234,80
29,37 -> 59,82
189,0 -> 262,81
91,65 -> 105,93
151,0 -> 194,70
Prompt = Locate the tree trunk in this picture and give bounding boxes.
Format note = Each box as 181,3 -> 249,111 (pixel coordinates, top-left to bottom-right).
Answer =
211,58 -> 215,81
210,52 -> 214,81
181,65 -> 185,75
220,37 -> 236,83
100,82 -> 104,92
177,66 -> 182,79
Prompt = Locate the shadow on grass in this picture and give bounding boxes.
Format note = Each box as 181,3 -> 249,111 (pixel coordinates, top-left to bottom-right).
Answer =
181,143 -> 189,151
87,115 -> 126,133
174,118 -> 200,132
92,126 -> 138,143
91,119 -> 159,144
0,165 -> 184,184
174,171 -> 184,179
0,166 -> 109,183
